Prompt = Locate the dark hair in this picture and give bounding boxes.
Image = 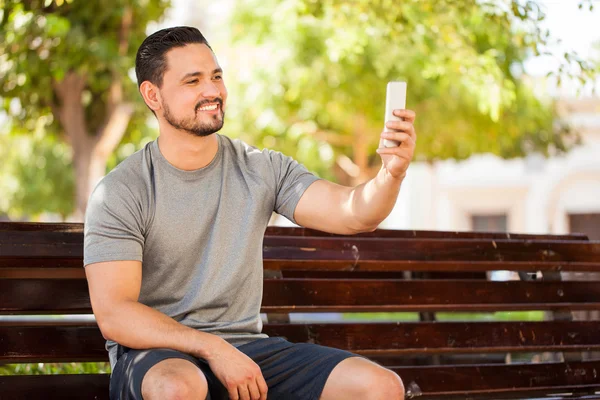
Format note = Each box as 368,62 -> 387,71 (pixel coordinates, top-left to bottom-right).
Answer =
135,26 -> 213,88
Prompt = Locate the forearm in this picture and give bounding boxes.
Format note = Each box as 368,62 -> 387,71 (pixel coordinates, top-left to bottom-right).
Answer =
99,300 -> 222,360
348,165 -> 405,231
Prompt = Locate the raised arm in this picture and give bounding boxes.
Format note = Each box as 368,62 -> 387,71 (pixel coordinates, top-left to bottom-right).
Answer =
294,109 -> 416,234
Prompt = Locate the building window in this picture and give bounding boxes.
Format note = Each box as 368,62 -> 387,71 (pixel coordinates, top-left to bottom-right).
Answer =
569,213 -> 600,240
471,214 -> 508,232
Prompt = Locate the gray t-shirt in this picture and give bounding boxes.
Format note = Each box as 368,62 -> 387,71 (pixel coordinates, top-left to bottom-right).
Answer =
83,133 -> 320,369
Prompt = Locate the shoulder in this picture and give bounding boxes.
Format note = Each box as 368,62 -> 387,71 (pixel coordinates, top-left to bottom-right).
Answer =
89,143 -> 153,204
218,134 -> 277,169
220,134 -> 264,157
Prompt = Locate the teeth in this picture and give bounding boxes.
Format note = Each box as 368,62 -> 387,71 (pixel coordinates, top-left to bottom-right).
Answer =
199,104 -> 218,111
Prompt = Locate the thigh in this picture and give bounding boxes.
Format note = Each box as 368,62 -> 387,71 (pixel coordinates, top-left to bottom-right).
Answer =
109,347 -> 228,400
238,337 -> 363,400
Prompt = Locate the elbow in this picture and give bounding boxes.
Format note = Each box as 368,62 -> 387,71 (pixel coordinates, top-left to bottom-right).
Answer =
346,220 -> 379,235
363,224 -> 378,233
93,304 -> 127,342
96,313 -> 117,341
356,224 -> 378,233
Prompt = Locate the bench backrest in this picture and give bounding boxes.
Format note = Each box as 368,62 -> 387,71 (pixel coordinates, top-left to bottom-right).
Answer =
1,222 -> 600,399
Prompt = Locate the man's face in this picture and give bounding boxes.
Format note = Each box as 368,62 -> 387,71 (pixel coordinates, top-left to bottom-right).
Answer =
158,43 -> 227,137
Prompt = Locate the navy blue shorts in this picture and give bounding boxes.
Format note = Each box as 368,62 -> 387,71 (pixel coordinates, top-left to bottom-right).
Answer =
109,337 -> 362,400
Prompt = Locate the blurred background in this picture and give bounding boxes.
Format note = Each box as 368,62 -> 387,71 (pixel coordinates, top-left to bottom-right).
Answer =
1,0 -> 599,240
1,0 -> 600,378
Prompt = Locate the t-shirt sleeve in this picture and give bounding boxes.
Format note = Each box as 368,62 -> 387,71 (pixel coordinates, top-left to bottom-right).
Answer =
266,149 -> 321,224
83,176 -> 145,267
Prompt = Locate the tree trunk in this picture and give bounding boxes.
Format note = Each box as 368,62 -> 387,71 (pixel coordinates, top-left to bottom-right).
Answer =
51,7 -> 134,221
53,72 -> 133,221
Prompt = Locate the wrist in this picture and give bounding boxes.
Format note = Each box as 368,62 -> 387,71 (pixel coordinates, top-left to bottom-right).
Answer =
193,332 -> 226,360
380,166 -> 406,184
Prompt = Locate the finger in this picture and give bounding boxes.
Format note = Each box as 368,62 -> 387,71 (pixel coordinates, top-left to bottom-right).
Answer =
393,109 -> 416,122
381,132 -> 412,145
238,385 -> 251,400
228,387 -> 240,400
248,380 -> 261,400
376,147 -> 413,160
257,376 -> 268,400
385,120 -> 413,133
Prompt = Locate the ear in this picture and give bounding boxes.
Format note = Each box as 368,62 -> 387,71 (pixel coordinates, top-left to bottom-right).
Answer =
139,81 -> 162,112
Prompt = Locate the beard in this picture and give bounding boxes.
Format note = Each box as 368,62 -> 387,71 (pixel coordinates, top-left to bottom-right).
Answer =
162,98 -> 225,137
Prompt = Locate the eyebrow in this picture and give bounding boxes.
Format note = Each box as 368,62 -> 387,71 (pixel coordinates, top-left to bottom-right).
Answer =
180,68 -> 223,81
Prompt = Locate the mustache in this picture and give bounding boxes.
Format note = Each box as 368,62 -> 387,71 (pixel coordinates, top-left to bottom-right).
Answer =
195,98 -> 223,111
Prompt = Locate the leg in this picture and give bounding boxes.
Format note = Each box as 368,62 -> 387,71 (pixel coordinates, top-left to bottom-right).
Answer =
110,347 -> 219,400
239,337 -> 398,400
142,358 -> 209,400
320,357 -> 404,400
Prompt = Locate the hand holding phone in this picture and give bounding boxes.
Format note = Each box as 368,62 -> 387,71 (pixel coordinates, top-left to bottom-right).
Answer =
383,81 -> 407,148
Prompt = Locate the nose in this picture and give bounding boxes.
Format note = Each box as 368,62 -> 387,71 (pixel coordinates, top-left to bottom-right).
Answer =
200,81 -> 220,99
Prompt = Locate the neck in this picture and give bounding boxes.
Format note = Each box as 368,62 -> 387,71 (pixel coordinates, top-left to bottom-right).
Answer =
157,124 -> 219,171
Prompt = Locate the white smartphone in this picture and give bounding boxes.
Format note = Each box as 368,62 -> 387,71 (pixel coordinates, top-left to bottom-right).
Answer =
383,81 -> 407,148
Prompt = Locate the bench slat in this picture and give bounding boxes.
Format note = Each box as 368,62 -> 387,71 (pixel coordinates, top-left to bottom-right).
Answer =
0,257 -> 600,278
265,226 -> 590,241
264,259 -> 600,273
3,234 -> 600,262
3,279 -> 600,314
262,236 -> 600,262
0,374 -> 110,400
3,258 -> 600,274
1,361 -> 599,400
0,267 -> 488,280
395,360 -> 600,399
1,222 -> 588,240
2,321 -> 600,362
262,279 -> 600,312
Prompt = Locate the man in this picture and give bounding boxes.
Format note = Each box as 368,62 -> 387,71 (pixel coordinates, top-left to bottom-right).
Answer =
84,26 -> 416,400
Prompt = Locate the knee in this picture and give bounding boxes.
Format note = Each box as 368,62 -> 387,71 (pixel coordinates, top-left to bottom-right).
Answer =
363,368 -> 405,400
142,364 -> 208,400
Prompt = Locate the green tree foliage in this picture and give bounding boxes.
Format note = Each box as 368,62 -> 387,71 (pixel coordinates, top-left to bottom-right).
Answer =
226,0 -> 599,182
0,0 -> 168,220
1,0 -> 598,218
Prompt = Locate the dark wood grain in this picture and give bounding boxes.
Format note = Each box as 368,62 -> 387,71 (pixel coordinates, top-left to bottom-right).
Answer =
0,374 -> 110,400
279,270 -> 487,279
4,279 -> 600,314
263,321 -> 600,355
1,362 -> 600,400
2,222 -> 599,399
261,279 -> 600,312
394,360 -> 600,398
4,321 -> 600,362
261,236 -> 600,263
3,232 -> 599,262
4,258 -> 600,275
263,259 -> 600,273
0,221 -> 588,240
4,278 -> 600,314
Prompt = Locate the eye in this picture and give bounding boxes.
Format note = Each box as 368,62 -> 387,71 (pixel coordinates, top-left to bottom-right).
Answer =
213,75 -> 223,81
187,79 -> 199,84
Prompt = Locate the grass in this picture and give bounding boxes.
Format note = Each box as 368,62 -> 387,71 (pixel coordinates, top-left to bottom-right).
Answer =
0,362 -> 110,375
342,311 -> 546,322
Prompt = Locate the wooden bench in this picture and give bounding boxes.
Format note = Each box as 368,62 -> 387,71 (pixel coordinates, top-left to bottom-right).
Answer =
1,222 -> 600,399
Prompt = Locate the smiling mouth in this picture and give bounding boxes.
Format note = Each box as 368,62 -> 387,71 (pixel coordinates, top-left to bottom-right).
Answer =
196,103 -> 220,112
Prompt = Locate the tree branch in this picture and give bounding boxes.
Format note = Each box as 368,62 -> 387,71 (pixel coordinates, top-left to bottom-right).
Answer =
94,102 -> 134,158
51,71 -> 89,151
118,6 -> 133,57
